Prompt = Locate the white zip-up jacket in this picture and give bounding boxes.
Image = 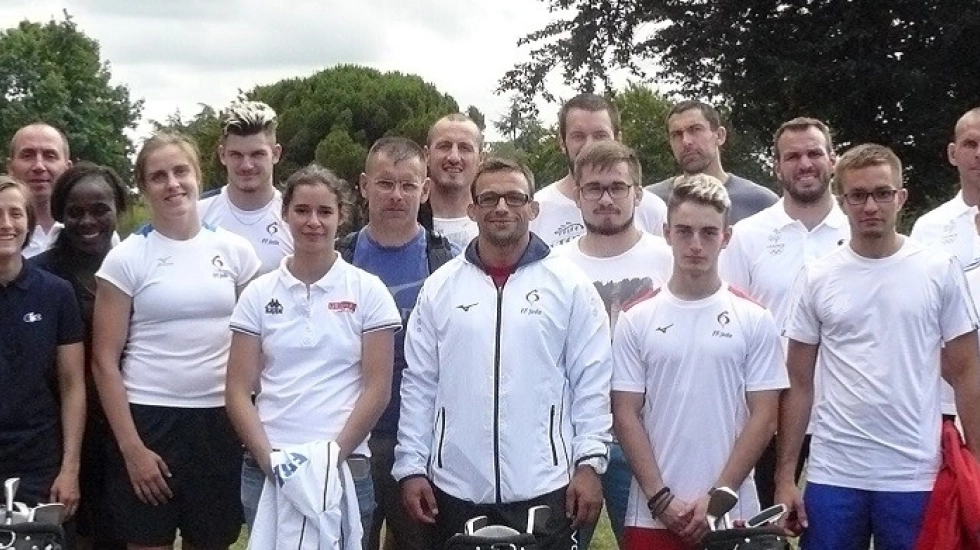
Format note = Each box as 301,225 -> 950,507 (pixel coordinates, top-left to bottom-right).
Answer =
393,235 -> 613,503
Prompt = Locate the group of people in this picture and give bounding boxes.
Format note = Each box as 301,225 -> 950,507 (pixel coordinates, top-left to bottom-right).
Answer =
1,93 -> 979,550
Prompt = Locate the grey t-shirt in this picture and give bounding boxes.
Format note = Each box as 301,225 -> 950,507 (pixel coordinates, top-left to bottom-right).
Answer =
646,174 -> 778,225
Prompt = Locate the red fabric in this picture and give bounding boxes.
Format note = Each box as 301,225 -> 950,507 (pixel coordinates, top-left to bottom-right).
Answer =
914,420 -> 980,550
624,527 -> 693,550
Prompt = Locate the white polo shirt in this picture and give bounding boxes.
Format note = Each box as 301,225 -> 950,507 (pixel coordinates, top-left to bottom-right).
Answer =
784,240 -> 979,491
97,224 -> 261,408
613,285 -> 788,529
531,183 -> 667,247
910,191 -> 980,414
553,232 -> 672,331
199,186 -> 294,275
720,199 -> 849,331
230,256 -> 401,455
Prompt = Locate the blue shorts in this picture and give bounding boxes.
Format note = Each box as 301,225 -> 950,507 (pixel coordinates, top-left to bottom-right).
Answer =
801,482 -> 929,550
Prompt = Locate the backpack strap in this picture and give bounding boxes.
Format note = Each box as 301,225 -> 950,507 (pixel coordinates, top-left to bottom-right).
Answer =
425,230 -> 454,273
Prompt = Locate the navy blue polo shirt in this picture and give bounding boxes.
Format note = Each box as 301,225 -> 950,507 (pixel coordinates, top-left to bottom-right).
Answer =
0,262 -> 83,475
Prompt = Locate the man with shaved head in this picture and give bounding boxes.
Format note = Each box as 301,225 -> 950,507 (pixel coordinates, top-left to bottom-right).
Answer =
6,122 -> 73,257
910,106 -> 980,419
421,113 -> 483,251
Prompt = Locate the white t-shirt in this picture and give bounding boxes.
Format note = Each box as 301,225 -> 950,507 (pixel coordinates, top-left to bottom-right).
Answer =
910,191 -> 980,414
531,182 -> 667,247
230,256 -> 401,455
613,285 -> 788,529
553,233 -> 672,331
784,239 -> 979,491
96,225 -> 261,408
199,186 -> 293,275
432,216 -> 477,252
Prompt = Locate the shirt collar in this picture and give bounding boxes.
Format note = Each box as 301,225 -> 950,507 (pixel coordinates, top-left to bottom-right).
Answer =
2,260 -> 36,291
277,254 -> 346,291
768,198 -> 848,230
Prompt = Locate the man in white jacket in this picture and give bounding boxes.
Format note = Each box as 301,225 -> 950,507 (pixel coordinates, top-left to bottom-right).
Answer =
394,157 -> 613,550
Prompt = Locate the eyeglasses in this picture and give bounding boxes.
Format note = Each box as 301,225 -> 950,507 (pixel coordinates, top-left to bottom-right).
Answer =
578,182 -> 633,200
841,188 -> 899,206
474,191 -> 531,208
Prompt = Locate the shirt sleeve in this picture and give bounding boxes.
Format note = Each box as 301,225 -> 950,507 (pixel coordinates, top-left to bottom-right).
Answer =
718,225 -> 753,292
229,235 -> 262,286
611,310 -> 647,394
56,279 -> 84,345
745,309 -> 789,392
940,256 -> 980,343
229,280 -> 263,337
95,240 -> 139,297
782,265 -> 820,345
360,273 -> 402,334
393,282 -> 439,480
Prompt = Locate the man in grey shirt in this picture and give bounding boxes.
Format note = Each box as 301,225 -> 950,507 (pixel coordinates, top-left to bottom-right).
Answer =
647,100 -> 777,223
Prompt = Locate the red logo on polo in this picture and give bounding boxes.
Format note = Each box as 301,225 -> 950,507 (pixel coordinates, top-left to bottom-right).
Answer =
329,301 -> 357,313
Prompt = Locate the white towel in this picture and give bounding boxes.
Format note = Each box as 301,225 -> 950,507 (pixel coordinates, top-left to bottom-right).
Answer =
249,440 -> 363,550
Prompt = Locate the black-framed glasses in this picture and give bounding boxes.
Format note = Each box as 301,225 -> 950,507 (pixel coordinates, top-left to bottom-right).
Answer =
474,191 -> 531,208
578,182 -> 633,200
842,188 -> 899,206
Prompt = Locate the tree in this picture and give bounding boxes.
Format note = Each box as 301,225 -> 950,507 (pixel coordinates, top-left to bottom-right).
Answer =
0,13 -> 142,176
150,104 -> 224,189
502,0 -> 980,211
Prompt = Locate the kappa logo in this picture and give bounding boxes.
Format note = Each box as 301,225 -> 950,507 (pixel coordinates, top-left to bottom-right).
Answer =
329,301 -> 357,313
655,323 -> 673,334
156,256 -> 173,267
712,310 -> 733,338
23,312 -> 42,323
265,299 -> 283,315
521,289 -> 543,315
456,302 -> 478,312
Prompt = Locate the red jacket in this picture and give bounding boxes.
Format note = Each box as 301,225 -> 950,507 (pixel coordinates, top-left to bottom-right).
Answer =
915,420 -> 980,550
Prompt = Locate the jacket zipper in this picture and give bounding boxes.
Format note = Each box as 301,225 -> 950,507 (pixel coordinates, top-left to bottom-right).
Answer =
493,284 -> 504,503
437,406 -> 446,468
549,405 -> 559,466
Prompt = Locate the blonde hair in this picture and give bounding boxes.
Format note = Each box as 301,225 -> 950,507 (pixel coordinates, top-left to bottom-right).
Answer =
134,133 -> 203,191
668,173 -> 731,218
574,141 -> 641,187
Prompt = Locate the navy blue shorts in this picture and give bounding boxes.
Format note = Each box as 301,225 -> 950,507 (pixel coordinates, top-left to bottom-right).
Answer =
801,482 -> 929,550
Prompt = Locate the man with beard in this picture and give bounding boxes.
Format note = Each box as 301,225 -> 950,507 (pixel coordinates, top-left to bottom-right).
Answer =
6,123 -> 73,258
395,157 -> 612,550
719,117 -> 849,508
199,101 -> 293,274
647,101 -> 777,224
910,107 -> 980,420
531,93 -> 666,247
553,140 -> 672,550
420,113 -> 482,251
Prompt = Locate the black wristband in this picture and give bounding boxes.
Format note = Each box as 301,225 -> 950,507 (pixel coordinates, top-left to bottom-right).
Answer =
647,487 -> 670,511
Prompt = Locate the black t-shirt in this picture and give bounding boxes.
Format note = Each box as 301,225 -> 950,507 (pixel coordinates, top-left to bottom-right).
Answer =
0,262 -> 83,474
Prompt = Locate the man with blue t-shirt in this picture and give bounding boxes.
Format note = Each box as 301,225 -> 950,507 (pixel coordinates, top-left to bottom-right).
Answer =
338,136 -> 453,550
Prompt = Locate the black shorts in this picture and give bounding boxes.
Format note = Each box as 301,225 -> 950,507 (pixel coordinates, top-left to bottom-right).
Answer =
104,405 -> 243,548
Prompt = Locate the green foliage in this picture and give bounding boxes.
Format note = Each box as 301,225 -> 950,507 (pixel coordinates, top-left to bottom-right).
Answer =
502,0 -> 980,207
150,104 -> 224,190
614,83 -> 675,184
489,101 -> 566,189
0,13 -> 142,177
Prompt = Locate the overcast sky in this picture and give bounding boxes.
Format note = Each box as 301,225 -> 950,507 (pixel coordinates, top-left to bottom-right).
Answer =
0,0 -> 578,142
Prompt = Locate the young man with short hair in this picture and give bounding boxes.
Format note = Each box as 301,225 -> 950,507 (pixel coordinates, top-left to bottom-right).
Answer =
532,93 -> 667,247
719,117 -> 849,508
777,144 -> 980,549
422,113 -> 482,250
613,174 -> 787,550
396,157 -> 612,550
647,101 -> 777,224
199,101 -> 293,274
553,140 -> 672,549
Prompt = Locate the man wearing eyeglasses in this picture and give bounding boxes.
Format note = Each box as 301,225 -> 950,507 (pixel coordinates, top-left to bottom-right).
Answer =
395,157 -> 613,550
334,137 -> 454,550
552,140 -> 671,550
910,107 -> 980,421
776,144 -> 980,549
718,118 -> 849,510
